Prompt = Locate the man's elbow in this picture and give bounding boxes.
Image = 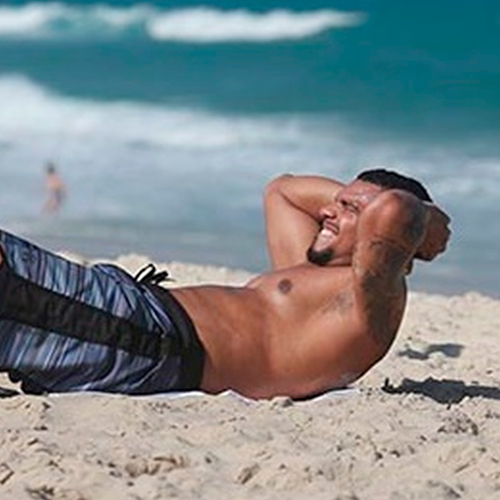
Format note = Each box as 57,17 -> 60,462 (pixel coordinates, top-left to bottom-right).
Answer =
264,174 -> 294,200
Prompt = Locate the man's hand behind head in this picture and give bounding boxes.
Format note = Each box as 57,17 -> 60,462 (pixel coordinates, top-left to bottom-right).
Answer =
415,203 -> 451,261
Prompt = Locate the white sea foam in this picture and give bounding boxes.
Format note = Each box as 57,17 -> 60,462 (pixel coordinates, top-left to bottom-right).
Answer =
147,8 -> 365,43
0,74 -> 316,150
0,3 -> 365,42
0,3 -> 61,36
1,74 -> 499,206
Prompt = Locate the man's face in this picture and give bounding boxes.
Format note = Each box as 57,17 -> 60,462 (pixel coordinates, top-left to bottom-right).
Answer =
307,180 -> 383,266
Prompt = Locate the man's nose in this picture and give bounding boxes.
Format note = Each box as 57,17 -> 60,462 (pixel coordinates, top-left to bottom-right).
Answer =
319,204 -> 337,219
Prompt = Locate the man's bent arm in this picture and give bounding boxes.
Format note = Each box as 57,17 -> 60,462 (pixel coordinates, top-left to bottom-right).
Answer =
352,190 -> 427,346
264,174 -> 344,269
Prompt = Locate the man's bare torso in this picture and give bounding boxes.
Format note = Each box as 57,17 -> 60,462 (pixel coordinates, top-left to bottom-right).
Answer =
171,263 -> 407,399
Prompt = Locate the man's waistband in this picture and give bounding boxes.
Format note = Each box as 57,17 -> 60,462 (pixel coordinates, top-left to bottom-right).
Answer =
144,283 -> 205,391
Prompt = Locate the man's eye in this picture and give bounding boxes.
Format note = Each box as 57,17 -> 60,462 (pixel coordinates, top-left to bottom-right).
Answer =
342,201 -> 358,212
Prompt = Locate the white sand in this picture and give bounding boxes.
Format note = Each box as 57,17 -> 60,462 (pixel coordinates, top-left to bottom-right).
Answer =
1,255 -> 500,499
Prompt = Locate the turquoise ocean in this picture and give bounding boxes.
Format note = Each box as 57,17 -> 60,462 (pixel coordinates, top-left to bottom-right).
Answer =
0,0 -> 499,297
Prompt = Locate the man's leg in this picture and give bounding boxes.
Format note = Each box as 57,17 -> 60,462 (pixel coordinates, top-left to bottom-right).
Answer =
0,230 -> 183,395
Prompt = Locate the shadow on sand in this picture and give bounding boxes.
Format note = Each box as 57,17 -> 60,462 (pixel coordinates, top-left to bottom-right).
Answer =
382,377 -> 500,405
397,342 -> 464,360
0,386 -> 20,398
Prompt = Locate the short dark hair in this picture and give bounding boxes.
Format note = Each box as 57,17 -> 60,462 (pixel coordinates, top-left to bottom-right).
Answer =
357,168 -> 432,202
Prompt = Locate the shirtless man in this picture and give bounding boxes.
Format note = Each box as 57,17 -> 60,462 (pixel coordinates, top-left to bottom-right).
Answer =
42,162 -> 66,214
0,169 -> 450,399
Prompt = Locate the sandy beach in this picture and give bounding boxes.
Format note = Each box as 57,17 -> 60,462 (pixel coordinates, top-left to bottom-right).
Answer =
1,254 -> 500,500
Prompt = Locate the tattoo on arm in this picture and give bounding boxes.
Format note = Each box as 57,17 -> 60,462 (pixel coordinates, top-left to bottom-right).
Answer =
354,238 -> 408,348
366,239 -> 409,279
354,239 -> 409,287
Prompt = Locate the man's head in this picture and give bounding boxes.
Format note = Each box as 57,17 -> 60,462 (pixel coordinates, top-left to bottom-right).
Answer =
307,169 -> 432,266
356,169 -> 432,203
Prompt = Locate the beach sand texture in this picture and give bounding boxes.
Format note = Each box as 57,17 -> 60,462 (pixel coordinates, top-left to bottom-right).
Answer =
1,255 -> 500,500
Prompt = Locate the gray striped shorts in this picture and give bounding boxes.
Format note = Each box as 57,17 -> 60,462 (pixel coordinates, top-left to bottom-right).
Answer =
0,230 -> 204,395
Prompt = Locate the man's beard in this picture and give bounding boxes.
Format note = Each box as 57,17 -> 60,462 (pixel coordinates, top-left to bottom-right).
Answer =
306,245 -> 334,266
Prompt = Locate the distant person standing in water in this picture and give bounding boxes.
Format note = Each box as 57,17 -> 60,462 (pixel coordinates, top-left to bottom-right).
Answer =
43,162 -> 66,214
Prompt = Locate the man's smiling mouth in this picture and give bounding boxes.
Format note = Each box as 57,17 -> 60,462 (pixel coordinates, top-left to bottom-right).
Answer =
320,219 -> 339,236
